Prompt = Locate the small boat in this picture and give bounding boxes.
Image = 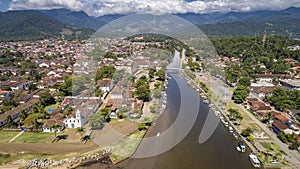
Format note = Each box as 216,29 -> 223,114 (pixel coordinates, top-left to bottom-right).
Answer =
237,141 -> 246,153
203,100 -> 209,104
233,133 -> 239,139
208,103 -> 214,108
156,132 -> 160,137
229,126 -> 234,133
222,120 -> 229,127
214,111 -> 220,117
249,154 -> 261,168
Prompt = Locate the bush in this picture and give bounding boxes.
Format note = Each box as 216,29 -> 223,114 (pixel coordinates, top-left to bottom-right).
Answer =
138,124 -> 147,131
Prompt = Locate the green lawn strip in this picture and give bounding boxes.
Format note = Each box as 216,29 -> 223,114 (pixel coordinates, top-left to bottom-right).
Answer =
260,142 -> 285,155
0,131 -> 20,143
109,130 -> 146,163
14,132 -> 54,144
258,142 -> 288,166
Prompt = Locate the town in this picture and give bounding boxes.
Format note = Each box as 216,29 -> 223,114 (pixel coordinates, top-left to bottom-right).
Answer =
0,34 -> 300,169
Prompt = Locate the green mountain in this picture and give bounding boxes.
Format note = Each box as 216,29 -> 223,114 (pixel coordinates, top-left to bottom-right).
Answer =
40,8 -> 124,30
199,18 -> 300,38
0,10 -> 95,41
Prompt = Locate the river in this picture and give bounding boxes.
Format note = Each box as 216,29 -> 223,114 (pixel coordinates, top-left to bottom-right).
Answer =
79,51 -> 255,169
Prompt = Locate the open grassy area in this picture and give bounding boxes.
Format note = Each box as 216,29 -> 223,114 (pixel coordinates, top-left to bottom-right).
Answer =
108,130 -> 146,163
261,142 -> 285,155
0,131 -> 20,143
14,132 -> 54,144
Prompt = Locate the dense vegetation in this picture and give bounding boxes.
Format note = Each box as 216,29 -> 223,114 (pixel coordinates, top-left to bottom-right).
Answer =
212,36 -> 300,83
0,10 -> 94,41
199,19 -> 300,38
267,88 -> 300,111
134,76 -> 151,101
211,36 -> 300,104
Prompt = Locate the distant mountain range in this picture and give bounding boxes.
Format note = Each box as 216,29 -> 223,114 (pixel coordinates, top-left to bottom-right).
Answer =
0,10 -> 94,41
1,7 -> 300,41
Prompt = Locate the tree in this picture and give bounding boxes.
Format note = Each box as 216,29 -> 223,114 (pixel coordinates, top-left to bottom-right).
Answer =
6,115 -> 14,128
62,106 -> 74,116
76,127 -> 85,136
134,84 -> 151,101
247,135 -> 255,143
89,112 -> 105,130
262,112 -> 273,124
23,113 -> 46,129
134,76 -> 151,101
28,83 -> 37,92
39,91 -> 56,107
232,86 -> 249,104
150,106 -> 156,114
156,70 -> 165,81
96,66 -> 116,81
149,67 -> 156,80
238,76 -> 251,87
241,127 -> 253,137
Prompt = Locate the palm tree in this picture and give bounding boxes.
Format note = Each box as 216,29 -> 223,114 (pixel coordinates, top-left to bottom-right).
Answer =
6,115 -> 14,127
76,127 -> 85,136
265,112 -> 273,124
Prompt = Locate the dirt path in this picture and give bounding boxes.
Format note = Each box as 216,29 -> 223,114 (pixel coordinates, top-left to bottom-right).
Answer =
0,142 -> 99,154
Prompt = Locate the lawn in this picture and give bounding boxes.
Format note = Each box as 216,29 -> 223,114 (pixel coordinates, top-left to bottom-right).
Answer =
261,142 -> 285,155
257,142 -> 288,166
108,130 -> 146,163
14,132 -> 54,144
0,131 -> 20,143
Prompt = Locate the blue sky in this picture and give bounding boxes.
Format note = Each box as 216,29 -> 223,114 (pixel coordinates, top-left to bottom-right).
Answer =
0,0 -> 11,11
2,0 -> 300,16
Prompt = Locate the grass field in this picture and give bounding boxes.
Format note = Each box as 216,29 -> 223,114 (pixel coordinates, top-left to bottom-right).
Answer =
109,130 -> 146,163
0,131 -> 20,143
14,132 -> 54,144
261,142 -> 285,155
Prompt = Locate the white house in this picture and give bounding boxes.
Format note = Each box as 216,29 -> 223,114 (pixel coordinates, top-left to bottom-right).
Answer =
64,110 -> 82,128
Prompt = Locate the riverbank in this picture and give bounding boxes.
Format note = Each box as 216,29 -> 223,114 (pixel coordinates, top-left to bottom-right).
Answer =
187,70 -> 293,169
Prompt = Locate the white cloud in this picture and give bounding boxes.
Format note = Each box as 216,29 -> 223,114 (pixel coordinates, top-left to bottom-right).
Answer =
8,0 -> 300,16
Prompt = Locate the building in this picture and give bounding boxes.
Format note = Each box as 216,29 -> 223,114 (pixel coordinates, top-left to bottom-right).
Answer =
64,98 -> 101,128
250,86 -> 275,98
9,81 -> 32,91
272,121 -> 292,134
98,80 -> 114,93
280,80 -> 300,90
252,74 -> 292,82
0,98 -> 38,127
42,113 -> 65,132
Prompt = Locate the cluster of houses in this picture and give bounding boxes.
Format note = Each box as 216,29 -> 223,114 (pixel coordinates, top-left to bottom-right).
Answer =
42,96 -> 102,132
0,36 -> 171,133
246,98 -> 300,145
0,39 -> 87,129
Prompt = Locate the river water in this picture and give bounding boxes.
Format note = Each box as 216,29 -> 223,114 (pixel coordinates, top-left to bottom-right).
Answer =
80,51 -> 255,169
